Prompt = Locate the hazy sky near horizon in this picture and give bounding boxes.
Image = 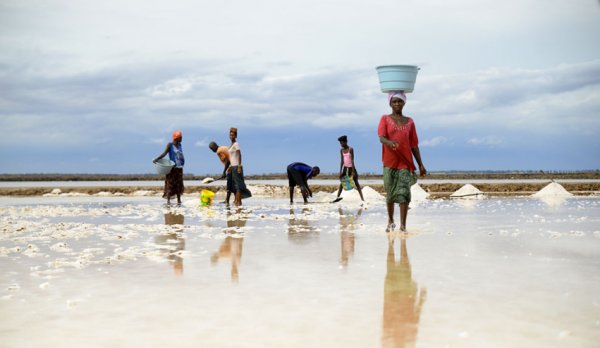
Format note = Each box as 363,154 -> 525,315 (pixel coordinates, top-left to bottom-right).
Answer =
1,0 -> 599,175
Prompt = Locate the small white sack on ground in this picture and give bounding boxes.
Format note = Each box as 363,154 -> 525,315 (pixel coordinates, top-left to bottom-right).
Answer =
450,184 -> 484,199
43,188 -> 62,197
247,185 -> 288,197
132,190 -> 154,196
532,182 -> 573,197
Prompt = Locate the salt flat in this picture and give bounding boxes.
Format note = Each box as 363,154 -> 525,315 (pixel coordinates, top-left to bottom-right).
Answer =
1,194 -> 599,347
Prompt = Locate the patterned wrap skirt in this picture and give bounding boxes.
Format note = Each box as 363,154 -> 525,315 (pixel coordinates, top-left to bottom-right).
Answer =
230,166 -> 252,199
383,167 -> 417,204
163,167 -> 184,199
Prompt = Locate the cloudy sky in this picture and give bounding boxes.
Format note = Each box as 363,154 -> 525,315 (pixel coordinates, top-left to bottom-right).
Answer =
1,0 -> 599,175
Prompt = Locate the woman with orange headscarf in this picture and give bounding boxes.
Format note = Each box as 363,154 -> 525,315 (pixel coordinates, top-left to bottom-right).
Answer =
154,130 -> 185,206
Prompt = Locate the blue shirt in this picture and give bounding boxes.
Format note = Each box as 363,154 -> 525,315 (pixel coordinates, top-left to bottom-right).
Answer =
289,162 -> 313,179
168,143 -> 185,168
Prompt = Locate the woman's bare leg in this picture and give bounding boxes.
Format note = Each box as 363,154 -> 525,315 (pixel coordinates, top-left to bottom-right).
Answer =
354,175 -> 364,201
400,203 -> 409,231
386,201 -> 395,230
355,183 -> 365,201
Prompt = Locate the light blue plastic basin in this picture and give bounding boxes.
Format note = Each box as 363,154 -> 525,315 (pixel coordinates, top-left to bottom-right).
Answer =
154,158 -> 175,175
376,65 -> 420,93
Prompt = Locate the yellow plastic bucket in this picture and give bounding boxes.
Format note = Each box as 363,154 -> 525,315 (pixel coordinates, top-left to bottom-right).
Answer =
200,189 -> 215,207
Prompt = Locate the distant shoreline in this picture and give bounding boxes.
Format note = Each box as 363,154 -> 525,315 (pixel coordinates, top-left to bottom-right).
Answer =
1,171 -> 599,182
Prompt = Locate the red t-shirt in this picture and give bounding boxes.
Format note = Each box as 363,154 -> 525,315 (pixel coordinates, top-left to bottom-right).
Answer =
377,115 -> 419,172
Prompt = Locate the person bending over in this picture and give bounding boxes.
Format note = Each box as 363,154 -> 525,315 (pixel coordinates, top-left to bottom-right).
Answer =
287,162 -> 320,204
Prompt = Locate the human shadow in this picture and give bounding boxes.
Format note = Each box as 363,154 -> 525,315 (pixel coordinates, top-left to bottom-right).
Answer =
210,208 -> 246,282
156,212 -> 186,276
338,207 -> 363,267
382,238 -> 427,348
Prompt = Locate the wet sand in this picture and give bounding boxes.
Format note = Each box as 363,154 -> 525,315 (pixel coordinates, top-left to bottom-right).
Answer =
1,194 -> 599,347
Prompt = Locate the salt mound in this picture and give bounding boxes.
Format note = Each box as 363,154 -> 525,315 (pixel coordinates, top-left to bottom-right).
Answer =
532,182 -> 573,197
202,177 -> 215,184
450,184 -> 484,199
411,184 -> 429,202
313,191 -> 333,203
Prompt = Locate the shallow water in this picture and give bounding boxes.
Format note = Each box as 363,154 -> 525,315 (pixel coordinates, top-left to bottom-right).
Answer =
1,196 -> 599,347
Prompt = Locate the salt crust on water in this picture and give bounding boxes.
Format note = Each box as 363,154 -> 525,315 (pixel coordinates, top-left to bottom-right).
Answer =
532,182 -> 573,197
450,184 -> 484,199
311,186 -> 384,203
312,184 -> 427,204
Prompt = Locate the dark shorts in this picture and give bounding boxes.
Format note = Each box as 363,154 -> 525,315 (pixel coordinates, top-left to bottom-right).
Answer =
287,166 -> 307,188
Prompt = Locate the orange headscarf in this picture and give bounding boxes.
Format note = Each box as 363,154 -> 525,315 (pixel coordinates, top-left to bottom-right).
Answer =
172,130 -> 182,141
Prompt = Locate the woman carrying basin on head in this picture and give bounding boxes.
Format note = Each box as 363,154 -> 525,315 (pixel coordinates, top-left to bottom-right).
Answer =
378,91 -> 426,232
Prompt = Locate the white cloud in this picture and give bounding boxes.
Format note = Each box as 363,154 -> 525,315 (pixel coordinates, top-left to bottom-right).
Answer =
1,60 -> 598,151
421,136 -> 448,147
467,136 -> 503,146
412,60 -> 600,133
148,78 -> 193,97
0,0 -> 598,173
148,138 -> 165,145
195,137 -> 210,148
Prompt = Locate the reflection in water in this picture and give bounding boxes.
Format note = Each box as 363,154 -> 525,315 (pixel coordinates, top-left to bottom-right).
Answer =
287,208 -> 319,244
338,207 -> 363,267
157,212 -> 186,276
454,197 -> 480,209
382,238 -> 427,348
211,208 -> 246,282
537,195 -> 568,208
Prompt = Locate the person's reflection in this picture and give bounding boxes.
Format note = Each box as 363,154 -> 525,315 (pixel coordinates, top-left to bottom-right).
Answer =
382,238 -> 427,348
287,207 -> 319,244
210,208 -> 246,282
157,212 -> 186,276
338,207 -> 363,267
